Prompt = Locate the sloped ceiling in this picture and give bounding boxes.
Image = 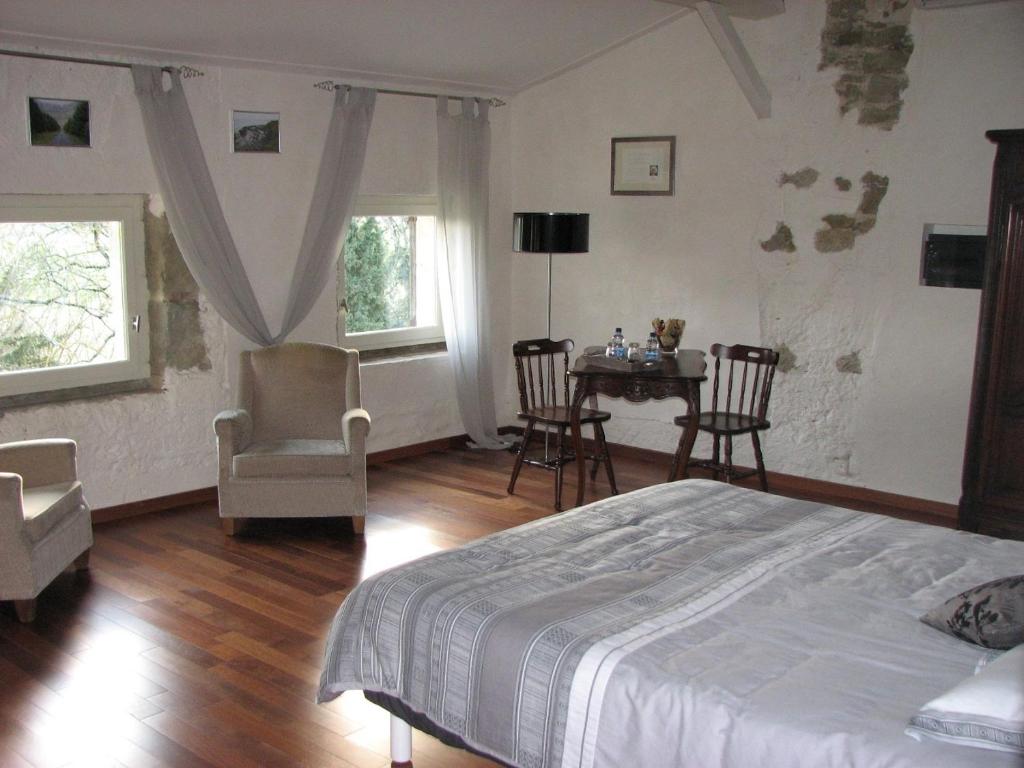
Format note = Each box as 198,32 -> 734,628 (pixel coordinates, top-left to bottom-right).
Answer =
0,0 -> 782,96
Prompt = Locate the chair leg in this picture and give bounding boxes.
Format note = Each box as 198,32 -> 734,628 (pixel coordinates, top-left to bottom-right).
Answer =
711,435 -> 722,481
723,435 -> 734,483
507,420 -> 536,495
589,424 -> 601,481
554,425 -> 567,512
751,430 -> 768,491
221,517 -> 243,536
14,599 -> 36,623
594,422 -> 618,494
74,548 -> 91,571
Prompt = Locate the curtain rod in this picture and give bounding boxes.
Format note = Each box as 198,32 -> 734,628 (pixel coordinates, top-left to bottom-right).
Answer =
0,48 -> 204,77
314,80 -> 506,108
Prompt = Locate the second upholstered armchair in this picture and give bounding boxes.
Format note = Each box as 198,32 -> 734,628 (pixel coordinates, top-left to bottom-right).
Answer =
214,343 -> 370,535
0,438 -> 93,622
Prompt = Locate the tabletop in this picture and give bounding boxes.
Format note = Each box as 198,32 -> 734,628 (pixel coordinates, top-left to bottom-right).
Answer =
571,348 -> 707,381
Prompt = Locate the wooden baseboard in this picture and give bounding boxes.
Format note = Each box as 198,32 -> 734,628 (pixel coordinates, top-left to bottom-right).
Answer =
365,435 -> 469,465
93,429 -> 958,529
92,433 -> 478,524
93,486 -> 218,524
504,425 -> 957,528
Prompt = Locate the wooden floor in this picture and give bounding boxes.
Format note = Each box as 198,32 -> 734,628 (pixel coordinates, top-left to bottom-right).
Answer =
1,446 -> 676,768
0,446 -> 943,767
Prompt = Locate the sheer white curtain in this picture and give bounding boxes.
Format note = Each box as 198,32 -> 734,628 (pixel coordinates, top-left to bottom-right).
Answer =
436,97 -> 506,449
279,87 -> 375,335
132,65 -> 374,345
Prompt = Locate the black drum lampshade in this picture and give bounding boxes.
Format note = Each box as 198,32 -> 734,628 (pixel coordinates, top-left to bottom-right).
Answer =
512,212 -> 589,254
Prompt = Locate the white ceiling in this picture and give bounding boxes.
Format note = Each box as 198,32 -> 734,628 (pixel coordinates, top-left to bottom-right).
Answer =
0,0 -> 781,97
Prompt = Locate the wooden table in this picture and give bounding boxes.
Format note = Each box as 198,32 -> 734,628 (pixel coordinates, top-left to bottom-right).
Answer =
568,349 -> 707,508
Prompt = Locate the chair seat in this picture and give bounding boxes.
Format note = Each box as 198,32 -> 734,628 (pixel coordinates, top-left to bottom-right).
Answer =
517,406 -> 611,426
674,411 -> 770,435
22,481 -> 84,543
233,439 -> 352,479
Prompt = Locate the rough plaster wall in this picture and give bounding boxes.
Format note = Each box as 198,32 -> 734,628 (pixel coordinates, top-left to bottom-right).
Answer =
0,57 -> 231,508
508,0 -> 1024,503
0,57 -> 482,507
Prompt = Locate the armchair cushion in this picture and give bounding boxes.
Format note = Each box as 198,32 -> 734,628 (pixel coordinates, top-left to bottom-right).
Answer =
0,439 -> 78,488
22,481 -> 85,543
232,439 -> 352,479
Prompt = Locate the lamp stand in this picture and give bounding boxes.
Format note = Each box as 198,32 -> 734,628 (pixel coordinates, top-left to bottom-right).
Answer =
546,251 -> 553,340
543,251 -> 554,462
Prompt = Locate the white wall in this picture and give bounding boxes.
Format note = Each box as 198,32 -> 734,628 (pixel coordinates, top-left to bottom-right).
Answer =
505,0 -> 1024,503
0,57 -> 512,507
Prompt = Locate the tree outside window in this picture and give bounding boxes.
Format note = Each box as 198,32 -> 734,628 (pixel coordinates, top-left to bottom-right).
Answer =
0,220 -> 123,372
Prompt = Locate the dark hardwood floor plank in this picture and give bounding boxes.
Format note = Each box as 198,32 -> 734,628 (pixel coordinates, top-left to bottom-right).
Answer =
1,446 -> 940,768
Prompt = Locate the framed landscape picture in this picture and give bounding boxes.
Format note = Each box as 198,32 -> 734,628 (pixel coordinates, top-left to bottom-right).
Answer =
232,110 -> 280,153
29,97 -> 90,147
611,136 -> 675,195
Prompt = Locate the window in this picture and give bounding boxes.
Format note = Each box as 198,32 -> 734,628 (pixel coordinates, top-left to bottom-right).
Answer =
0,194 -> 149,397
339,196 -> 443,351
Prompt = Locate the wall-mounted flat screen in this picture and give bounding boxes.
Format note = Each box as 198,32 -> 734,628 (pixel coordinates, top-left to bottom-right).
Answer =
920,224 -> 986,289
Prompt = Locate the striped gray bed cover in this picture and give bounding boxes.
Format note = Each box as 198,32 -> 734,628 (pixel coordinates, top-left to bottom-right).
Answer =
319,479 -> 1022,768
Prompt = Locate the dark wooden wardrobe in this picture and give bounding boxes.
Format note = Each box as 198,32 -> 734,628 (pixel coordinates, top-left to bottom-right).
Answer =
959,129 -> 1024,540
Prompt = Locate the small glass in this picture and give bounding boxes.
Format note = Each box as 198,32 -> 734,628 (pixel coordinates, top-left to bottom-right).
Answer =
627,342 -> 642,362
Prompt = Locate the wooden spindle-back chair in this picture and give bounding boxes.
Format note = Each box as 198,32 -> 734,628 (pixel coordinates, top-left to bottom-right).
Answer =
672,343 -> 779,490
507,339 -> 616,511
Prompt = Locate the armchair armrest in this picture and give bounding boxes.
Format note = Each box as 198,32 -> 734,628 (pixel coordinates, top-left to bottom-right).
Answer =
0,439 -> 77,488
213,409 -> 253,455
342,408 -> 371,455
0,472 -> 24,532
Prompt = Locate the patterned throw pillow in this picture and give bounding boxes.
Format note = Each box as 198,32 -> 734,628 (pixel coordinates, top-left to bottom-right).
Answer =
921,575 -> 1024,650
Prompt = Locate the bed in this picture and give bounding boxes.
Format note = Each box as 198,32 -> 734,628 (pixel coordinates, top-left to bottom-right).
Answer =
318,479 -> 1023,767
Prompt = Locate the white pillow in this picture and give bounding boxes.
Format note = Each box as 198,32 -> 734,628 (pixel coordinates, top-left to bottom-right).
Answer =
906,644 -> 1024,753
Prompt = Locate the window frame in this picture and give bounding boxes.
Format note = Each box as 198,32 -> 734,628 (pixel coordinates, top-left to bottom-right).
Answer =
339,195 -> 444,352
0,194 -> 150,397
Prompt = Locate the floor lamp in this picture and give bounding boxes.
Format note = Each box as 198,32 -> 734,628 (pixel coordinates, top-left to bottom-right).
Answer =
512,212 -> 590,464
512,212 -> 589,339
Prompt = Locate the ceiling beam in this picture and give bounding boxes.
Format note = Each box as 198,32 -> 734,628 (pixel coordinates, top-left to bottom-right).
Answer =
694,1 -> 772,119
657,0 -> 785,20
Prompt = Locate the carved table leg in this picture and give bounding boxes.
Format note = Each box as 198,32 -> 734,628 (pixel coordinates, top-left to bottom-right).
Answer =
669,381 -> 701,482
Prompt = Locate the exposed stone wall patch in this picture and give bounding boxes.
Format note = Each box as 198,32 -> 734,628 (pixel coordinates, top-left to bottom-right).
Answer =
814,171 -> 889,252
836,351 -> 863,374
144,208 -> 212,377
775,343 -> 798,373
819,0 -> 914,130
834,176 -> 852,191
760,222 -> 797,253
778,167 -> 820,189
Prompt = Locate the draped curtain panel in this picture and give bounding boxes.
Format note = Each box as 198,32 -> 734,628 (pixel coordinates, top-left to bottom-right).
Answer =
132,65 -> 374,346
279,87 -> 375,336
132,65 -> 274,346
435,97 -> 506,449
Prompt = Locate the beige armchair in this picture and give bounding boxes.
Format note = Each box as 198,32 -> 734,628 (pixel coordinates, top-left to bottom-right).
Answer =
214,343 -> 370,535
0,439 -> 93,622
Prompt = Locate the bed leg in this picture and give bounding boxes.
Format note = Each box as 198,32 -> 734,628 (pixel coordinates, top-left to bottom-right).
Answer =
390,714 -> 413,767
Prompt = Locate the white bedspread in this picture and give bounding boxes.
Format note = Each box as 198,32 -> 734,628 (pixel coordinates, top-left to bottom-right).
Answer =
320,480 -> 1024,768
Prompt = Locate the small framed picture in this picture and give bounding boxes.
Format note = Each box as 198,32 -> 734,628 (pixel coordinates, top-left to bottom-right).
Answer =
29,97 -> 90,147
611,136 -> 675,195
232,110 -> 280,153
